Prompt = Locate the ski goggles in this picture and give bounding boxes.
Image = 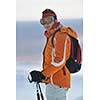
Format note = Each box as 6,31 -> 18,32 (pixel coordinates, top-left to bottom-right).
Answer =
40,16 -> 55,25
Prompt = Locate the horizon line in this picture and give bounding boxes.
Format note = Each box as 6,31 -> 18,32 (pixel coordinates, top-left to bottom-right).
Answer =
16,17 -> 83,22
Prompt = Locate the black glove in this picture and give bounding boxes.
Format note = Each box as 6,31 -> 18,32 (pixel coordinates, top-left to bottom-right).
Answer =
28,70 -> 45,83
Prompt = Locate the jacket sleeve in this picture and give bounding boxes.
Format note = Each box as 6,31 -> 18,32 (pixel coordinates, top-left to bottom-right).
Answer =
42,32 -> 71,77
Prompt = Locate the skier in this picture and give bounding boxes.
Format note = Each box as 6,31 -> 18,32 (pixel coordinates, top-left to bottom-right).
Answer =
28,9 -> 80,100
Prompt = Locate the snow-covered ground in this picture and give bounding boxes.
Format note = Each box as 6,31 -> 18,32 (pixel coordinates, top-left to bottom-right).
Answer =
16,63 -> 83,100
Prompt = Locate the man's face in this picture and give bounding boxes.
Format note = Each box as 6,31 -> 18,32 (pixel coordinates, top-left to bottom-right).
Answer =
43,21 -> 54,30
40,16 -> 55,30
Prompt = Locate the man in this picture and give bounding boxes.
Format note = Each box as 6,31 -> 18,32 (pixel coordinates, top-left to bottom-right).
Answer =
28,9 -> 79,100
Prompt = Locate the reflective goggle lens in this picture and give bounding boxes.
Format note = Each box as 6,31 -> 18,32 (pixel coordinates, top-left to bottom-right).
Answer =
40,17 -> 54,25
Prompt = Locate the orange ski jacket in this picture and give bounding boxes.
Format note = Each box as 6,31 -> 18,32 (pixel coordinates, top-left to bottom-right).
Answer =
42,26 -> 78,88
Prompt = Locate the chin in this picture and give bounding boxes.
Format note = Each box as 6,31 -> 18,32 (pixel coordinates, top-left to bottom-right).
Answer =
46,27 -> 52,30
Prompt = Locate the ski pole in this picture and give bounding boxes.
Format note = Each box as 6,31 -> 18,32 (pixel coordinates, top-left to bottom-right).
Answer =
36,82 -> 44,100
36,83 -> 40,100
38,83 -> 44,100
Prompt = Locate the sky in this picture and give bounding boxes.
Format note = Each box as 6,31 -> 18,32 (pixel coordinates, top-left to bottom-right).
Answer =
16,0 -> 83,21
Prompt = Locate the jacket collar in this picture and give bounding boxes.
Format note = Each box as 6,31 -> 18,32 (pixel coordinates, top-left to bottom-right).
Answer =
44,23 -> 62,38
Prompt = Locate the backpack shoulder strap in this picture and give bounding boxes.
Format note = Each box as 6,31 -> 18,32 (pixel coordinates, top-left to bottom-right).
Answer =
51,28 -> 60,48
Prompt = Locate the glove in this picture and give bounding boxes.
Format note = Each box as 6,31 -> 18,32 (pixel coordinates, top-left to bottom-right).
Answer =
28,70 -> 45,83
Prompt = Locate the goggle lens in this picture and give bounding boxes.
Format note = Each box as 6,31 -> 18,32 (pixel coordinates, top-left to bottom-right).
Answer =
40,17 -> 54,25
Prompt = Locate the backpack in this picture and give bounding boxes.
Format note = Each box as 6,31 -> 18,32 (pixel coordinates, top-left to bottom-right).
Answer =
52,27 -> 82,73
